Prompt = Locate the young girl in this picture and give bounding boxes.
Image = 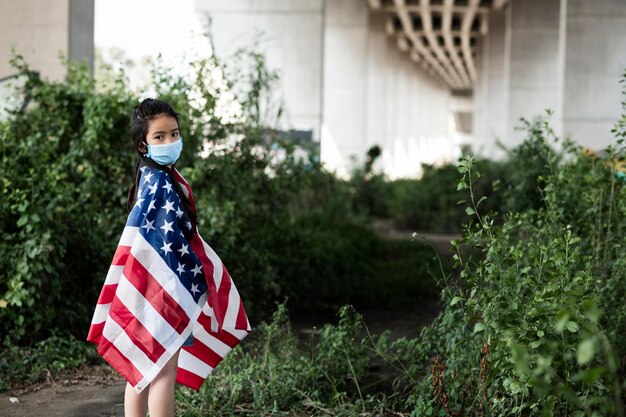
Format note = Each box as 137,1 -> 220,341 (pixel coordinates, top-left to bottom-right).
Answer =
87,98 -> 250,417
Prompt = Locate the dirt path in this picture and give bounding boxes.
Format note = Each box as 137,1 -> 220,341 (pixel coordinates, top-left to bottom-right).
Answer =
0,366 -> 125,417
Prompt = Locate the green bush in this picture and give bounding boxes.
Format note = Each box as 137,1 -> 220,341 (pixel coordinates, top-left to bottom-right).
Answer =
387,161 -> 505,234
392,110 -> 626,416
0,56 -> 135,344
0,51 -> 439,349
175,303 -> 391,416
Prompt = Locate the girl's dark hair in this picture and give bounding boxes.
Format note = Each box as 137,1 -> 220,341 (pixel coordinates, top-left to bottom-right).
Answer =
126,99 -> 196,235
130,98 -> 181,154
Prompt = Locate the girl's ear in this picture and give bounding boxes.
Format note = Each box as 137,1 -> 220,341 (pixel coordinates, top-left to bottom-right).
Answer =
137,141 -> 148,154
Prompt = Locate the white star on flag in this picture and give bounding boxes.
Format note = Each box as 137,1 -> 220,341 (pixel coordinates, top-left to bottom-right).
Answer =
141,220 -> 155,233
160,241 -> 172,255
135,197 -> 145,208
145,200 -> 156,213
148,182 -> 158,195
176,262 -> 186,275
178,244 -> 190,256
160,220 -> 174,235
143,171 -> 153,184
175,207 -> 184,219
162,180 -> 173,193
185,221 -> 193,230
191,264 -> 202,277
190,283 -> 200,295
162,200 -> 175,214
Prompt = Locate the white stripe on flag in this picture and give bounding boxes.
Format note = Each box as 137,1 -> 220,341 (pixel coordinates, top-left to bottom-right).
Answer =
116,275 -> 191,352
178,349 -> 214,378
193,324 -> 232,358
104,265 -> 124,285
222,279 -> 241,329
120,226 -> 139,246
131,233 -> 201,320
91,303 -> 111,324
202,300 -> 219,332
102,318 -> 159,382
225,328 -> 249,340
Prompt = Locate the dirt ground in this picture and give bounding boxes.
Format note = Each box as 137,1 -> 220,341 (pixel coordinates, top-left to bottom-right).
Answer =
0,365 -> 126,417
0,301 -> 442,417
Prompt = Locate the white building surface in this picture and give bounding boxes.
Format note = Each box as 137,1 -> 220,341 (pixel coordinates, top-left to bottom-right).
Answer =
196,0 -> 626,177
1,0 -> 625,178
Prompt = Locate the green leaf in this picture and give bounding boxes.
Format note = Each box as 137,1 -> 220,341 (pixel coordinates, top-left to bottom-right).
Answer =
554,313 -> 570,333
565,321 -> 579,333
474,322 -> 485,333
450,296 -> 463,306
466,207 -> 475,216
577,338 -> 596,365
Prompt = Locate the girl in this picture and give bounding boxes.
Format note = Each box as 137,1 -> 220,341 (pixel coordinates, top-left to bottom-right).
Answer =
87,98 -> 250,417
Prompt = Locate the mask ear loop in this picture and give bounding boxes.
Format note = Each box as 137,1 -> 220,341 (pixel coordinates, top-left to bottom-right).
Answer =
142,141 -> 150,157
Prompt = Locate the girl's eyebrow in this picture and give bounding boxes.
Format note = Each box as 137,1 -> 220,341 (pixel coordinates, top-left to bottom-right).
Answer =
152,128 -> 180,135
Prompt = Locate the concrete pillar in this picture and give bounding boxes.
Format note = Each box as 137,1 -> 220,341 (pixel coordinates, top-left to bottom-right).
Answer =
473,7 -> 507,157
321,0 -> 369,175
506,0 -> 562,146
562,0 -> 626,150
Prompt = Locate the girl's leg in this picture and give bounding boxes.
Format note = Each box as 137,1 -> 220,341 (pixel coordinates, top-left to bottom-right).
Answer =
124,381 -> 149,417
147,350 -> 181,417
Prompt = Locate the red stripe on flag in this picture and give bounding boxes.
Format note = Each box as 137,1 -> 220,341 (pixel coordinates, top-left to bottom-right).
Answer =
196,311 -> 241,348
235,299 -> 249,330
123,253 -> 190,334
175,367 -> 204,391
185,339 -> 224,369
112,245 -> 131,266
86,322 -> 105,344
97,284 -> 118,305
215,266 -> 232,324
109,299 -> 167,364
172,170 -> 197,213
98,336 -> 143,386
188,235 -> 223,324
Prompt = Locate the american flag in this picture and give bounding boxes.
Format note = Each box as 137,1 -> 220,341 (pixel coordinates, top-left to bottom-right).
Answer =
87,165 -> 250,393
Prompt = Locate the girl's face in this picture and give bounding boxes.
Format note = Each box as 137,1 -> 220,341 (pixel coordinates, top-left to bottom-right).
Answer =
144,113 -> 180,147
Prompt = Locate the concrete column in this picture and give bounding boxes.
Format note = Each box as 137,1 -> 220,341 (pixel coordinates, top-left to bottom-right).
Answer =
506,0 -> 562,145
69,0 -> 95,73
321,0 -> 369,175
562,0 -> 626,150
473,6 -> 507,157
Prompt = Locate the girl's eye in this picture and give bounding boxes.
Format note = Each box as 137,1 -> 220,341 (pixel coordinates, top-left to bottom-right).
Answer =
173,132 -> 179,137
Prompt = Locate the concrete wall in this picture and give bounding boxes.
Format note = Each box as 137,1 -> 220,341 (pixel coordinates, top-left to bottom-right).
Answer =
195,0 -> 324,140
0,0 -> 94,80
474,0 -> 626,155
199,0 -> 458,178
0,0 -> 70,80
321,0 -> 459,177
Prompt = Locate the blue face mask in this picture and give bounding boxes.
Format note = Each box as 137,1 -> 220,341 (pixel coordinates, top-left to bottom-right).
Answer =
145,137 -> 183,165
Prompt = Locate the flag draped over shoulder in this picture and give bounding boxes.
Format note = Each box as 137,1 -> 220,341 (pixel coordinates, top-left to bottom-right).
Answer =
87,165 -> 250,393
